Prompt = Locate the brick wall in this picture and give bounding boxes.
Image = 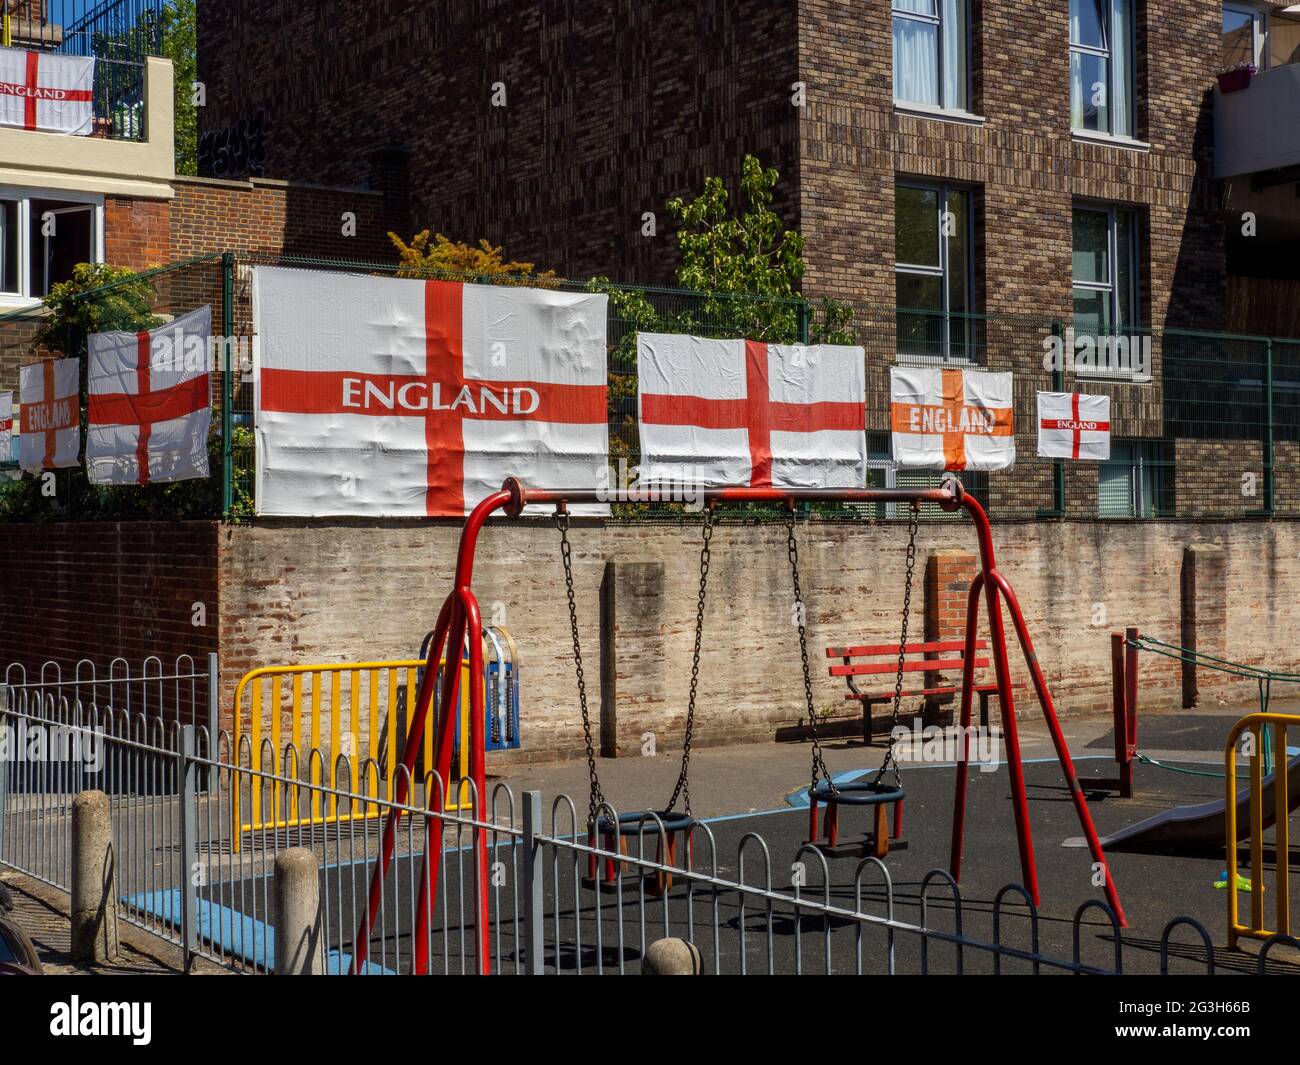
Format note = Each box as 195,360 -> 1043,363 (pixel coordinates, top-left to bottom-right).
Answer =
104,197 -> 171,272
0,521 -> 219,677
216,517 -> 1297,763
196,0 -> 801,283
169,177 -> 395,262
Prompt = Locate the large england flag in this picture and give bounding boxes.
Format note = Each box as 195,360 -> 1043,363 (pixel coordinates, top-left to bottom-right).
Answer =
636,334 -> 866,487
890,366 -> 1015,471
0,47 -> 95,135
18,357 -> 79,473
86,306 -> 213,485
253,267 -> 609,516
1037,391 -> 1110,460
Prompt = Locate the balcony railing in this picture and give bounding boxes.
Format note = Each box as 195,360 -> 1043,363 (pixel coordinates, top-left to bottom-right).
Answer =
3,0 -> 165,141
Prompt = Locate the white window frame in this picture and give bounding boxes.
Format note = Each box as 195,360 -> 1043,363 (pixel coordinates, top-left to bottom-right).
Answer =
891,0 -> 973,114
0,185 -> 105,308
895,180 -> 975,366
1072,202 -> 1142,381
1069,0 -> 1135,136
1223,3 -> 1267,69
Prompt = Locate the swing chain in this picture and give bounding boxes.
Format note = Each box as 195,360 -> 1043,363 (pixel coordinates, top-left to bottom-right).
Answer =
787,505 -> 832,796
556,509 -> 603,821
665,502 -> 715,818
879,501 -> 921,786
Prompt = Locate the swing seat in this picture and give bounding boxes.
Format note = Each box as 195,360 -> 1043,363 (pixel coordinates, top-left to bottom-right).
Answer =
807,780 -> 906,859
808,780 -> 904,806
593,809 -> 695,835
587,810 -> 695,896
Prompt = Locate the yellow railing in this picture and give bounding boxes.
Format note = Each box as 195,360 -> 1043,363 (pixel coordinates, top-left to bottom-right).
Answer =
230,659 -> 473,850
1225,712 -> 1298,947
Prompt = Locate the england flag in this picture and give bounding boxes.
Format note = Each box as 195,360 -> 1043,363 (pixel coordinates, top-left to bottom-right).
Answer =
0,47 -> 95,135
18,357 -> 79,473
253,267 -> 610,516
890,366 -> 1015,471
87,306 -> 213,485
636,333 -> 866,488
1036,391 -> 1110,461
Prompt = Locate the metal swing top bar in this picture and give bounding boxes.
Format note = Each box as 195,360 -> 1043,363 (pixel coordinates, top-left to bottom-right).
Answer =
351,477 -> 1125,975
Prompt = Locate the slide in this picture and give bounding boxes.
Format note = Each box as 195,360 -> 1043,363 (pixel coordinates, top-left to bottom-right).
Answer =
1062,754 -> 1300,855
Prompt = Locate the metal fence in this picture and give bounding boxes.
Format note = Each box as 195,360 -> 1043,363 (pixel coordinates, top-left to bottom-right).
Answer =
2,250 -> 1298,524
4,0 -> 166,142
3,683 -> 1298,975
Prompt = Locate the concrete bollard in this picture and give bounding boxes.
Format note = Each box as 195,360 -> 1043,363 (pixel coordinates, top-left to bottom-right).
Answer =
643,937 -> 702,975
70,790 -> 118,965
274,847 -> 324,974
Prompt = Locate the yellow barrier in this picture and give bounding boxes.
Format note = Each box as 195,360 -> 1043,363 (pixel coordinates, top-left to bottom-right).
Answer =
1225,712 -> 1298,947
230,659 -> 473,849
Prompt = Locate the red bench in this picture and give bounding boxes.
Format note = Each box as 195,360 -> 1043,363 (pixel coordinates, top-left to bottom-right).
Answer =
825,639 -> 1022,744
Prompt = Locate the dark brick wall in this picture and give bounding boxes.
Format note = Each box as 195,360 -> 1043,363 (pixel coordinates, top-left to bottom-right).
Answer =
0,522 -> 219,678
196,0 -> 802,283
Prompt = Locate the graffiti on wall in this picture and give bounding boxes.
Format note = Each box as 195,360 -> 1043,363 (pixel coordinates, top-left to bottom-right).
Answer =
199,111 -> 268,179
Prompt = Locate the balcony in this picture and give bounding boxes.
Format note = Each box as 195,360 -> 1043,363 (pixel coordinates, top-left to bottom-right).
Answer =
3,0 -> 165,142
1215,62 -> 1300,179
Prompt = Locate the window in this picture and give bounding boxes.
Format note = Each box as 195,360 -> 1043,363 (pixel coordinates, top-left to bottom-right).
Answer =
866,431 -> 989,519
1268,11 -> 1300,68
1072,203 -> 1139,337
1222,5 -> 1264,68
0,188 -> 103,304
895,182 -> 973,364
1070,0 -> 1134,137
892,0 -> 969,111
1099,440 -> 1172,517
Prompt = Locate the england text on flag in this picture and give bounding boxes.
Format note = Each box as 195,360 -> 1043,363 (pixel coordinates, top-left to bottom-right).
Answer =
636,333 -> 866,488
87,306 -> 213,485
1036,391 -> 1111,461
18,357 -> 79,473
253,267 -> 609,516
890,366 -> 1015,471
0,46 -> 94,135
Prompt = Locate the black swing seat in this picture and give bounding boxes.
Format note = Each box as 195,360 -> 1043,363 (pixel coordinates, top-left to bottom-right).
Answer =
808,780 -> 905,805
593,809 -> 695,836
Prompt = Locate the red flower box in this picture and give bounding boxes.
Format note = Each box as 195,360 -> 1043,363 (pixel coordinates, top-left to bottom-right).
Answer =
1218,67 -> 1255,93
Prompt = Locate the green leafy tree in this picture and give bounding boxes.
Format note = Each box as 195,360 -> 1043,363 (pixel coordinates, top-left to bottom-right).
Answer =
164,0 -> 199,176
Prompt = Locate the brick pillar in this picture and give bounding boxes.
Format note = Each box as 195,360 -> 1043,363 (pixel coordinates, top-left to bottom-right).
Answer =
1180,544 -> 1227,708
600,560 -> 666,757
924,551 -> 977,722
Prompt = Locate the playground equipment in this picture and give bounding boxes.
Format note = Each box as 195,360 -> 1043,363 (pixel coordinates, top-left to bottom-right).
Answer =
229,627 -> 519,848
351,477 -> 1127,975
1227,713 -> 1298,947
803,502 -> 919,859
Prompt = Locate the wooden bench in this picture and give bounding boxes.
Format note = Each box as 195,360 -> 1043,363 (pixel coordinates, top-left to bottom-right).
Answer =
825,639 -> 1023,745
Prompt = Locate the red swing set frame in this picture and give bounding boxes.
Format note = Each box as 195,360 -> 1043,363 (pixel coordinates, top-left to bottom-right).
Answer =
349,477 -> 1125,975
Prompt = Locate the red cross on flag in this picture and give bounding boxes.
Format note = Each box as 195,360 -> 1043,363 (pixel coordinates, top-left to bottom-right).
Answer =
18,357 -> 79,473
636,334 -> 866,488
890,366 -> 1015,471
86,306 -> 213,485
0,391 -> 11,461
0,47 -> 95,135
253,267 -> 610,516
1036,391 -> 1110,461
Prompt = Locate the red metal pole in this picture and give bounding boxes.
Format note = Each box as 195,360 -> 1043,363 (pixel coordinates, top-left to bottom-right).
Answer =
349,593 -> 454,974
949,571 -> 986,881
989,569 -> 1127,926
462,588 -> 491,974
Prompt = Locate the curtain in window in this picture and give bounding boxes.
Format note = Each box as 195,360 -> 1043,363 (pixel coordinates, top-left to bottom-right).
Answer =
894,16 -> 940,106
1097,460 -> 1133,516
1110,0 -> 1131,136
942,0 -> 967,110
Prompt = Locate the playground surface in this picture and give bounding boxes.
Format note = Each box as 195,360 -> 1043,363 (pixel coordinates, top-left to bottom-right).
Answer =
191,707 -> 1299,975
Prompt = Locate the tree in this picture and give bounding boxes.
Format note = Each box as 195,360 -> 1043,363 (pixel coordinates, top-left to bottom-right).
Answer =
163,0 -> 199,175
389,231 -> 556,283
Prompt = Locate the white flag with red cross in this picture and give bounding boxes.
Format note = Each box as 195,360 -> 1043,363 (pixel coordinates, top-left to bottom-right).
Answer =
86,306 -> 213,485
0,47 -> 95,135
1036,391 -> 1110,461
0,391 -> 11,462
252,267 -> 610,517
636,333 -> 866,488
889,366 -> 1015,471
18,357 -> 80,473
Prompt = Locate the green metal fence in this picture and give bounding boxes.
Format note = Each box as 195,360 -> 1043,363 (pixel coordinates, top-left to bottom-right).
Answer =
0,250 -> 1294,524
